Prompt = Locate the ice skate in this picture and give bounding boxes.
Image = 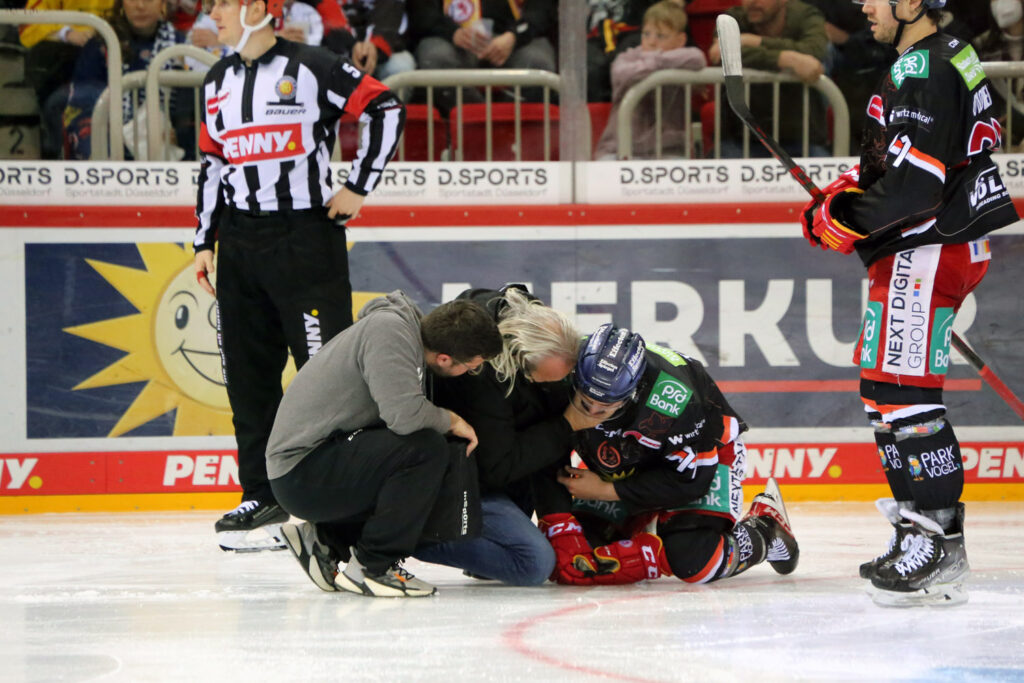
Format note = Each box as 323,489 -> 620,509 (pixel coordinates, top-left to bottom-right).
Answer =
740,477 -> 799,575
859,498 -> 913,579
281,522 -> 339,592
870,505 -> 969,607
334,547 -> 437,598
215,500 -> 289,552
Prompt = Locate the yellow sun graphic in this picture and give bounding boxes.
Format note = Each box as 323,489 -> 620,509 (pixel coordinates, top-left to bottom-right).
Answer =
64,242 -> 383,438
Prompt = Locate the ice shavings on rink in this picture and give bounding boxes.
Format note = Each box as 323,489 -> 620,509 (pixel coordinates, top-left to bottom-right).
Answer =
2,501 -> 1023,682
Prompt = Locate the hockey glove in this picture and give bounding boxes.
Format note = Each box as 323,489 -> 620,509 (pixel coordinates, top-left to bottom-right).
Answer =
538,513 -> 594,584
582,532 -> 673,586
811,188 -> 867,255
799,166 -> 860,248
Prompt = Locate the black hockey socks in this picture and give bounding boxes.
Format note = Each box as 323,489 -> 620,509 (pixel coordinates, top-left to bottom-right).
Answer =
896,419 -> 964,515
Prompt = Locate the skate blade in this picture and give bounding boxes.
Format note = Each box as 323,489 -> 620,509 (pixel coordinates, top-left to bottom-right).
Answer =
868,580 -> 969,608
217,525 -> 287,553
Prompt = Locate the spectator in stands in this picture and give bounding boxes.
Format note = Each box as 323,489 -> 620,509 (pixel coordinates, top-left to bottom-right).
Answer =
586,0 -> 659,102
974,0 -> 1024,150
593,0 -> 706,160
707,0 -> 829,158
409,0 -> 556,112
19,0 -> 116,158
804,0 -> 890,148
315,0 -> 415,82
63,0 -> 191,159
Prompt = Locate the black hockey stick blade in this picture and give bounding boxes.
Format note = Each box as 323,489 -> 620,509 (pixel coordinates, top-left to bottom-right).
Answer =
715,14 -> 825,203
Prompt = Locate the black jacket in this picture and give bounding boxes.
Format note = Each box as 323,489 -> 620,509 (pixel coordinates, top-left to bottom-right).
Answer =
431,286 -> 574,504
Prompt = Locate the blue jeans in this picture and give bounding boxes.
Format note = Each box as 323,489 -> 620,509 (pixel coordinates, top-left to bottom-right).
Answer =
414,493 -> 555,586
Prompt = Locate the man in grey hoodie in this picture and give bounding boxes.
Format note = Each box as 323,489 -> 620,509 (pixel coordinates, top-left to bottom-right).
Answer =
269,290 -> 503,597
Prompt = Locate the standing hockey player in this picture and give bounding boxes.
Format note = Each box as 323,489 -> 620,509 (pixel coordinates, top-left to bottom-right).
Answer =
192,0 -> 405,551
800,0 -> 1019,605
537,325 -> 799,586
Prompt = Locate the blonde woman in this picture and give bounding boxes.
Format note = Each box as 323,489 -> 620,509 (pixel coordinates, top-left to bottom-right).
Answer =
415,285 -> 581,585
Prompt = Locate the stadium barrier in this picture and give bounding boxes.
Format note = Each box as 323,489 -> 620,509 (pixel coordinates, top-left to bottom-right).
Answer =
615,67 -> 851,159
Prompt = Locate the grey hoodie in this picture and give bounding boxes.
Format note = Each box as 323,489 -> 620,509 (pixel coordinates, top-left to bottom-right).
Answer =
266,290 -> 451,480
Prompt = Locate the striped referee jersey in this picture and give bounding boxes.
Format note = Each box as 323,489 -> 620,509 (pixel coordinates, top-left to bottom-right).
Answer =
194,38 -> 405,251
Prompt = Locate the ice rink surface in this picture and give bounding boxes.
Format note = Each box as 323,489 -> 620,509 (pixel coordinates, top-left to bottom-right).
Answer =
2,501 -> 1023,682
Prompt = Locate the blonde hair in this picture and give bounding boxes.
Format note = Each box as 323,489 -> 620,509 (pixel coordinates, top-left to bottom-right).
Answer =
644,0 -> 688,33
489,288 -> 581,396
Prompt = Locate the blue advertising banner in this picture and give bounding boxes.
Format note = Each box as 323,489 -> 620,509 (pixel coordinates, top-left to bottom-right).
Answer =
25,230 -> 1023,441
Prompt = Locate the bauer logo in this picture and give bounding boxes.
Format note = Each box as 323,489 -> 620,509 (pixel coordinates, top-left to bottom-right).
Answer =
645,371 -> 692,418
221,123 -> 305,163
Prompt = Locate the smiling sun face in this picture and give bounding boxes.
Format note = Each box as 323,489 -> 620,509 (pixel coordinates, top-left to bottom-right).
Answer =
63,243 -> 299,438
152,262 -> 226,409
65,242 -> 380,438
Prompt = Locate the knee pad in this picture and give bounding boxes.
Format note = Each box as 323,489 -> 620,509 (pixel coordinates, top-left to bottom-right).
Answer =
663,527 -> 728,583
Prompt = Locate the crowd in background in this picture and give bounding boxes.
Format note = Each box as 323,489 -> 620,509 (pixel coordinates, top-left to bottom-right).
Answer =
0,0 -> 1018,161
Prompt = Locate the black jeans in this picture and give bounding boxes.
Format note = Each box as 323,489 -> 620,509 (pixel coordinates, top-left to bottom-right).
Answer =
217,207 -> 353,504
271,428 -> 450,574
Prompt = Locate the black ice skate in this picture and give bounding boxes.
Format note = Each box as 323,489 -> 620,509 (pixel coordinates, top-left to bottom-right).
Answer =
214,500 -> 289,552
335,547 -> 437,598
870,505 -> 969,607
740,477 -> 799,575
859,498 -> 913,580
281,522 -> 339,592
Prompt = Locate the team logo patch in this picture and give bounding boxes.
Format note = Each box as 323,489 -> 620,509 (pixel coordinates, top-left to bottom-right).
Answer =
596,441 -> 622,469
645,371 -> 692,418
446,0 -> 475,23
275,76 -> 297,100
891,50 -> 929,89
867,95 -> 885,126
952,44 -> 985,90
206,90 -> 230,116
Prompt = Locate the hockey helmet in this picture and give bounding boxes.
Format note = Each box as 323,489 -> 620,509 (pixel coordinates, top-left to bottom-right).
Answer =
574,324 -> 647,403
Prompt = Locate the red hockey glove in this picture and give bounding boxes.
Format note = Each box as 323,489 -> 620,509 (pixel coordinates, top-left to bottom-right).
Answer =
811,188 -> 868,255
799,166 -> 860,249
538,513 -> 593,584
583,533 -> 673,585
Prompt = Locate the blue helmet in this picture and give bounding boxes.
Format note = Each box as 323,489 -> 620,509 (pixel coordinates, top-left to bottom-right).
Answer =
574,324 -> 647,403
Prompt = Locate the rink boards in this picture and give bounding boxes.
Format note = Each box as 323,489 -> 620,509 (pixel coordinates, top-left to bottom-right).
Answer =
2,159 -> 1023,511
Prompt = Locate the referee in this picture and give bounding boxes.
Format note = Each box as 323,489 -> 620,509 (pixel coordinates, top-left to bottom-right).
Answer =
193,0 -> 405,551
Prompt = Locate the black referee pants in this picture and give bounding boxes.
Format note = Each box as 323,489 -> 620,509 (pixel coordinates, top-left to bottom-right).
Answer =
217,207 -> 353,504
270,428 -> 450,574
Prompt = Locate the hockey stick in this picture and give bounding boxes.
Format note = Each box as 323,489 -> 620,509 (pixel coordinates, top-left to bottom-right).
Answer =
715,14 -> 1024,421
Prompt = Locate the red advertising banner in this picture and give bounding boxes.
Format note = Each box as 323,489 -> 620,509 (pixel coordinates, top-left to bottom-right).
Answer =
2,444 -> 1021,497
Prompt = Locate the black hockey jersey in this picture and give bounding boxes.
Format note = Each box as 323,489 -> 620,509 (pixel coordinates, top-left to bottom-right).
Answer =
194,38 -> 405,252
571,345 -> 747,513
846,33 -> 1019,266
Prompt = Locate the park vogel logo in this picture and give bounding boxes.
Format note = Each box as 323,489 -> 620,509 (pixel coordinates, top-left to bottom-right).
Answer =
62,243 -> 383,437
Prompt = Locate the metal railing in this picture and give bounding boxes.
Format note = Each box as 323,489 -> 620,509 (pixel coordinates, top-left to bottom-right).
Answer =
91,47 -> 213,161
382,69 -> 562,161
0,9 -> 123,157
616,67 -> 850,159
